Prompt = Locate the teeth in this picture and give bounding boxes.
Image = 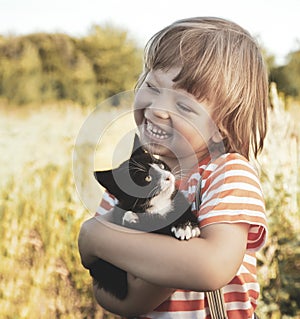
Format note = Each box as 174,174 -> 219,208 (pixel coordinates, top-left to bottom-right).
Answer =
146,121 -> 169,140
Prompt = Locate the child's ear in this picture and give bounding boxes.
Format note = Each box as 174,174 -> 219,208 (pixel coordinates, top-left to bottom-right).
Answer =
211,130 -> 223,143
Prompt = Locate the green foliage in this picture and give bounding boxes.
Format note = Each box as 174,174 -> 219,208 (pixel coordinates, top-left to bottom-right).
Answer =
0,25 -> 142,106
269,49 -> 300,98
257,173 -> 300,318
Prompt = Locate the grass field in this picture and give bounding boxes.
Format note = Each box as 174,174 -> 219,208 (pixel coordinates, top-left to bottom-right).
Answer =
0,96 -> 299,318
0,104 -> 129,319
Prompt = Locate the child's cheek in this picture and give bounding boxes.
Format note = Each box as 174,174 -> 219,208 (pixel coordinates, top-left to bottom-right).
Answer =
133,89 -> 152,126
133,107 -> 143,126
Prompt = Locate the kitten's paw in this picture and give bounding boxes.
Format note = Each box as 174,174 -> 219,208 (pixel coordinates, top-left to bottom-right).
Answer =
171,222 -> 201,240
122,211 -> 139,225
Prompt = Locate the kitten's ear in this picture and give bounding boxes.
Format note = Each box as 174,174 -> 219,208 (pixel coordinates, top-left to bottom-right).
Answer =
131,134 -> 147,157
94,170 -> 120,196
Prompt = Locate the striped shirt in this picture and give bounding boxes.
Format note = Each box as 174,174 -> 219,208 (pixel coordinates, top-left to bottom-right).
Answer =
96,153 -> 268,319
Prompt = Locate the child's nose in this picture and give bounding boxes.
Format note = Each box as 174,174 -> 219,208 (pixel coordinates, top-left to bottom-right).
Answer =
152,107 -> 170,120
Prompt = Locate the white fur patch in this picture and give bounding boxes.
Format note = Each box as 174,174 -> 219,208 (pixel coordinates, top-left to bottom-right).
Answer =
171,224 -> 201,240
147,164 -> 175,216
147,195 -> 174,216
122,211 -> 139,224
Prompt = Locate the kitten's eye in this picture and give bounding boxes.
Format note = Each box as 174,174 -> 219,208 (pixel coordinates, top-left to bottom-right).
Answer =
145,175 -> 152,182
159,163 -> 165,169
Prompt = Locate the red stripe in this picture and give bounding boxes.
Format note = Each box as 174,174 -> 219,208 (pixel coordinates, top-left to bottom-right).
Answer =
155,299 -> 205,312
243,260 -> 257,274
227,309 -> 253,318
100,198 -> 113,211
224,289 -> 259,303
228,274 -> 257,285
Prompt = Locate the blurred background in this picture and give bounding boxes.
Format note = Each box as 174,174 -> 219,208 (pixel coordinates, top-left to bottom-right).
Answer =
0,0 -> 299,318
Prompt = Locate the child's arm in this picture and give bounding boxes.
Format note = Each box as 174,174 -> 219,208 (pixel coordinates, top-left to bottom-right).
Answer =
78,216 -> 249,314
78,216 -> 175,316
93,274 -> 175,317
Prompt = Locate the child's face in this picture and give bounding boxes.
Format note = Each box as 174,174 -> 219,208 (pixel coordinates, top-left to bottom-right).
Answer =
134,68 -> 220,165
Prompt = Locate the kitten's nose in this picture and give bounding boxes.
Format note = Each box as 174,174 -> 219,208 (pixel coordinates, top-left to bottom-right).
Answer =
164,171 -> 174,183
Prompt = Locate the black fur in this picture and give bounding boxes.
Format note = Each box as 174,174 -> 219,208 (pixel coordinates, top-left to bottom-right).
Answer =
88,134 -> 199,300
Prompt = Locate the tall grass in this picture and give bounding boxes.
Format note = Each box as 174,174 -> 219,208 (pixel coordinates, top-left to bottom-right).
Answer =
0,104 -> 122,318
0,91 -> 299,318
0,163 -> 101,318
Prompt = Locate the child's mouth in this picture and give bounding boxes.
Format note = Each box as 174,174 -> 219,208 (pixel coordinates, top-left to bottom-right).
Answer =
145,120 -> 170,140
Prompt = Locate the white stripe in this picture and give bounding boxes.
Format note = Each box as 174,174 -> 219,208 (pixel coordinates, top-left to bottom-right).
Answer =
238,264 -> 254,275
169,291 -> 204,301
201,182 -> 263,204
201,195 -> 264,210
238,264 -> 249,274
189,172 -> 202,181
207,157 -> 257,179
250,296 -> 258,306
199,209 -> 266,220
223,282 -> 259,294
102,191 -> 118,206
189,185 -> 197,194
208,169 -> 260,192
244,253 -> 257,265
145,309 -> 207,319
205,163 -> 218,171
226,300 -> 252,310
96,206 -> 110,215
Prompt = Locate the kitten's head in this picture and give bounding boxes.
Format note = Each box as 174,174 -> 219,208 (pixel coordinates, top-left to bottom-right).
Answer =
94,134 -> 175,212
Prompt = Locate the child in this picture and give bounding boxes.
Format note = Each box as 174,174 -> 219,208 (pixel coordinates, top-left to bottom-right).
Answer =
78,16 -> 268,319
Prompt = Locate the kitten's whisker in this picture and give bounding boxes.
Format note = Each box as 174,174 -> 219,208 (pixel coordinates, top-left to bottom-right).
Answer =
172,168 -> 191,175
131,158 -> 147,170
148,185 -> 159,198
132,198 -> 140,211
172,167 -> 191,180
130,160 -> 148,174
129,167 -> 146,175
172,164 -> 181,174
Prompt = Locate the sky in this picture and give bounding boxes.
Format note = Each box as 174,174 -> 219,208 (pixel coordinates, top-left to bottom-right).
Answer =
0,0 -> 299,65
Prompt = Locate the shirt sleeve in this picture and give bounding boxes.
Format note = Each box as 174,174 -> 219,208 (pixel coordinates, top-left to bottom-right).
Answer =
95,190 -> 118,216
197,153 -> 268,251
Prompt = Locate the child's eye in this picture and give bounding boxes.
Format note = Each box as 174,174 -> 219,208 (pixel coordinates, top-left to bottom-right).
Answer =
146,82 -> 160,93
145,175 -> 152,182
177,103 -> 192,113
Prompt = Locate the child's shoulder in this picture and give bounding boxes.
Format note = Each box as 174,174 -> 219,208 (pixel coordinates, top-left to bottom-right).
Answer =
200,152 -> 261,186
212,152 -> 249,165
207,152 -> 258,174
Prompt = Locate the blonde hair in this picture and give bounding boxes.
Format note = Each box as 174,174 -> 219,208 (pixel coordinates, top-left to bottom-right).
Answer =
136,17 -> 269,159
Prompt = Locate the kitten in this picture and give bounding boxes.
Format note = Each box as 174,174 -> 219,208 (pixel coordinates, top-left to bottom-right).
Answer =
89,134 -> 200,300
